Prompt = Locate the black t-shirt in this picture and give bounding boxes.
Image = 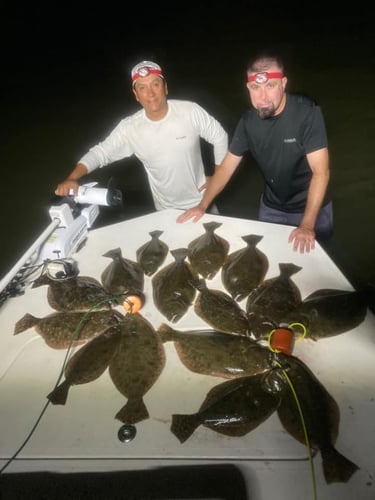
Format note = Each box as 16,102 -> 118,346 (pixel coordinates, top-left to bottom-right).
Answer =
229,94 -> 330,212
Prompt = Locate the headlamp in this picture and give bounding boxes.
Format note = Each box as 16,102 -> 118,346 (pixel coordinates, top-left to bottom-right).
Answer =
131,67 -> 164,86
247,72 -> 284,84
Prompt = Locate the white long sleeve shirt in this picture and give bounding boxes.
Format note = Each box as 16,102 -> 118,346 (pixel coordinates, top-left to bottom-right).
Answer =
79,99 -> 228,210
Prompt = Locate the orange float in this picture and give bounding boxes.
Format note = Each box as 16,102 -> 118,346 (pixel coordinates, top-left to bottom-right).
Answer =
122,291 -> 145,314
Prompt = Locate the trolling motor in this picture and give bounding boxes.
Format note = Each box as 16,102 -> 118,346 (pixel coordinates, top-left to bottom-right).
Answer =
0,179 -> 122,299
40,179 -> 123,261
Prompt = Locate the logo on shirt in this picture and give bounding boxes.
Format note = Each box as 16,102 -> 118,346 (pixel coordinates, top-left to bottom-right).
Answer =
284,138 -> 297,143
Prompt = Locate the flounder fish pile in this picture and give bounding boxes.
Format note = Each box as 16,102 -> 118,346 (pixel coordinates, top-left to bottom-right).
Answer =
11,220 -> 368,485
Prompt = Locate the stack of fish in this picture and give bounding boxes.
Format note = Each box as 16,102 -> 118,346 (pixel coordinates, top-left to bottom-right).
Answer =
11,220 -> 369,485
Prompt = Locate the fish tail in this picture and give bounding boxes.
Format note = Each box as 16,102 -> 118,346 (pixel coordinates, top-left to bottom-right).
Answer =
242,234 -> 263,246
203,221 -> 221,233
321,446 -> 360,483
170,414 -> 200,443
170,248 -> 189,262
115,397 -> 149,424
31,273 -> 49,288
102,247 -> 122,259
14,313 -> 38,335
150,230 -> 163,239
157,323 -> 177,342
279,262 -> 302,278
193,278 -> 206,291
47,380 -> 71,405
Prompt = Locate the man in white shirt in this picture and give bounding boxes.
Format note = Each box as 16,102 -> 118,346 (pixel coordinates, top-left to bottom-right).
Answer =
55,60 -> 228,212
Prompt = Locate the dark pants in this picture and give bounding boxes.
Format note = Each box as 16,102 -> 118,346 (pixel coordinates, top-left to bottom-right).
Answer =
258,197 -> 334,242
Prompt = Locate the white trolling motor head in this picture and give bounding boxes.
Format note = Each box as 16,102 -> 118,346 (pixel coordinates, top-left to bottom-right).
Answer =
69,183 -> 123,207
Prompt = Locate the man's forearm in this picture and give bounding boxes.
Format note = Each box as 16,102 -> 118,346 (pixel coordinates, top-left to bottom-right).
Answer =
66,163 -> 89,182
301,170 -> 330,230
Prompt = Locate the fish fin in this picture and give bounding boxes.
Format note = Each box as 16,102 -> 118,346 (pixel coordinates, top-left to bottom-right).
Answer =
156,323 -> 175,342
31,273 -> 49,288
279,262 -> 303,278
203,221 -> 222,232
102,248 -> 122,259
321,446 -> 360,484
46,380 -> 71,405
170,414 -> 200,443
241,234 -> 263,246
149,230 -> 163,238
14,313 -> 37,334
115,397 -> 149,424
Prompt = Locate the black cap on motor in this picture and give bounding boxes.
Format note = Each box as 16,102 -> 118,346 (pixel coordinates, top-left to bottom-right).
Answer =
107,188 -> 123,206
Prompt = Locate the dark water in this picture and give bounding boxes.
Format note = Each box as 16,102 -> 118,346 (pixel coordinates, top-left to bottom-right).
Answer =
2,9 -> 375,297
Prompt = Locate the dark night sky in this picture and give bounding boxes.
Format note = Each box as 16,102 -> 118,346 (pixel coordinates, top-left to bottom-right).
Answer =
4,6 -> 373,68
2,5 -> 374,288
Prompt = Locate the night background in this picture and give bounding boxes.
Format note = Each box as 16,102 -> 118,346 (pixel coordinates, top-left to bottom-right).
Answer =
2,6 -> 375,294
1,5 -> 375,498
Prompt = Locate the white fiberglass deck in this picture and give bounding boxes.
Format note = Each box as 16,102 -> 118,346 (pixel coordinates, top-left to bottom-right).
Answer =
1,209 -> 374,499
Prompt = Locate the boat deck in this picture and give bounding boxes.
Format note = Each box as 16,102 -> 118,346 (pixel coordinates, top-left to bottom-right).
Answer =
1,209 -> 374,499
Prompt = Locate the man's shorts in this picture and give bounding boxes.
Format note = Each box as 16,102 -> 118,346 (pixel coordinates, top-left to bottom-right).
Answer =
258,197 -> 333,242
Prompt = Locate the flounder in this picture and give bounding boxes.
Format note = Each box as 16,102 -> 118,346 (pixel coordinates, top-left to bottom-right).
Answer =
136,230 -> 169,276
14,309 -> 122,349
171,373 -> 280,443
101,248 -> 144,301
221,234 -> 269,301
281,288 -> 368,340
157,323 -> 273,378
152,248 -> 198,323
266,353 -> 359,484
246,263 -> 303,339
188,221 -> 229,279
32,272 -> 112,311
109,312 -> 166,424
47,325 -> 121,405
193,279 -> 251,336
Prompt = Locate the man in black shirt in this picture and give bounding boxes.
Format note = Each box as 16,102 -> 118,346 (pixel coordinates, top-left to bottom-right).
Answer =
177,51 -> 333,254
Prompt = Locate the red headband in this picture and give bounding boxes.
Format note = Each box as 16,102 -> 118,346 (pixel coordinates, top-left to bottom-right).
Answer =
132,68 -> 163,83
247,72 -> 284,84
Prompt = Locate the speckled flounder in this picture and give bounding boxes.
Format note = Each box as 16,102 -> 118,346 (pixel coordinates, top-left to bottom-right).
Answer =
157,323 -> 273,378
171,373 -> 280,443
32,272 -> 113,311
246,263 -> 303,339
221,234 -> 269,301
281,288 -> 368,340
13,309 -> 122,349
136,230 -> 169,276
47,325 -> 121,405
187,221 -> 229,279
152,248 -> 198,323
109,312 -> 166,424
267,353 -> 359,484
193,279 -> 251,336
101,247 -> 144,300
